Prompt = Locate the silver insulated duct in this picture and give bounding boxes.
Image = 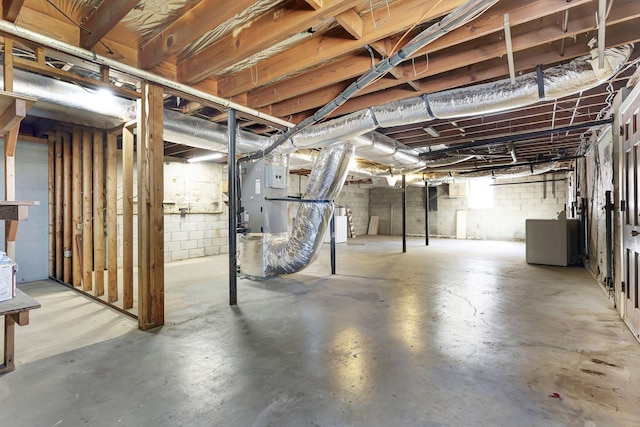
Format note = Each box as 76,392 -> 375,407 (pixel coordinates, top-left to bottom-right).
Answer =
0,45 -> 631,173
240,142 -> 354,279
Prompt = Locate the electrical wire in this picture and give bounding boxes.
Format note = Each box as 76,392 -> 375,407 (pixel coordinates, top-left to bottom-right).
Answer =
238,0 -> 499,164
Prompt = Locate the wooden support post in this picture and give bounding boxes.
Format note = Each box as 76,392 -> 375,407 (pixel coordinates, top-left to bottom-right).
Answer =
106,132 -> 118,302
47,136 -> 54,277
137,87 -> 150,325
62,132 -> 72,283
4,124 -> 18,260
71,127 -> 82,287
122,126 -> 134,310
81,129 -> 93,291
54,131 -> 63,280
138,83 -> 164,330
93,130 -> 105,296
3,315 -> 15,371
3,37 -> 13,93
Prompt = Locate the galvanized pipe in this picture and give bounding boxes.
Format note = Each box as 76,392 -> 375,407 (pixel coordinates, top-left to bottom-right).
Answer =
402,174 -> 407,253
228,109 -> 238,305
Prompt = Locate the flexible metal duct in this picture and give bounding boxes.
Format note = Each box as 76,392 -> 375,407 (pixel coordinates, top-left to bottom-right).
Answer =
462,162 -> 564,179
289,46 -> 632,147
241,142 -> 354,279
2,45 -> 628,173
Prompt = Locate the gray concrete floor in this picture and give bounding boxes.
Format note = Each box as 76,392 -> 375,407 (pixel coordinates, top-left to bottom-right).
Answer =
1,237 -> 639,426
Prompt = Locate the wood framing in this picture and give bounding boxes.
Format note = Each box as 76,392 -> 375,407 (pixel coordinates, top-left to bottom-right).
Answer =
71,127 -> 82,288
2,0 -> 25,22
54,132 -> 63,280
81,129 -> 93,291
93,131 -> 105,296
122,126 -> 134,310
106,132 -> 118,303
137,83 -> 164,330
79,0 -> 140,49
47,138 -> 54,277
63,132 -> 72,284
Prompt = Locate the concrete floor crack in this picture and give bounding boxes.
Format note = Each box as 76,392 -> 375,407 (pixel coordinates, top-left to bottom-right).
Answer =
444,286 -> 491,328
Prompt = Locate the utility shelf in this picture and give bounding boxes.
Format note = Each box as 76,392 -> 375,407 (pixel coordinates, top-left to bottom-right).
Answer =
0,201 -> 40,221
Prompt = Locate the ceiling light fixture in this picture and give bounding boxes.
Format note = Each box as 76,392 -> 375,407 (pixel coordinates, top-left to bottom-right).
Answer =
187,152 -> 224,163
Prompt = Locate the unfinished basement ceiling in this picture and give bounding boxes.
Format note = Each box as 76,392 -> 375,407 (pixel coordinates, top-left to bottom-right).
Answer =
5,0 -> 640,174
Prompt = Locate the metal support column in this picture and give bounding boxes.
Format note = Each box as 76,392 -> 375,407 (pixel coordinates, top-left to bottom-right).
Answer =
582,197 -> 589,261
402,174 -> 407,253
425,185 -> 430,246
330,212 -> 336,275
605,190 -> 614,303
228,109 -> 238,305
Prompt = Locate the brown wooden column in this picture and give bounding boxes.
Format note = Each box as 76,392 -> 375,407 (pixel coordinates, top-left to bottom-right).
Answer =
106,132 -> 118,302
54,132 -> 63,280
122,125 -> 134,309
71,128 -> 82,287
93,131 -> 105,296
62,132 -> 72,283
47,137 -> 54,277
3,37 -> 16,260
81,129 -> 93,291
138,83 -> 164,330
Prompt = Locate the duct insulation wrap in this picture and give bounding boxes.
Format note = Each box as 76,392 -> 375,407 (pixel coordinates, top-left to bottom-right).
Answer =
462,162 -> 563,179
240,142 -> 354,279
423,45 -> 632,120
0,65 -> 137,128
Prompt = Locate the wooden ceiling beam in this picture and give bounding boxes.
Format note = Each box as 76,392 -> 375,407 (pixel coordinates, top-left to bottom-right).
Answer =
328,17 -> 640,118
2,0 -> 25,22
216,0 -> 464,97
335,8 -> 364,40
79,0 -> 140,49
247,55 -> 372,108
177,0 -> 363,84
139,0 -> 255,70
245,0 -> 595,110
270,7 -> 640,118
303,0 -> 323,10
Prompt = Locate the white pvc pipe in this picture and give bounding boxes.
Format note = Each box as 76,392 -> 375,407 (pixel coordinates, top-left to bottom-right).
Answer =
0,20 -> 294,129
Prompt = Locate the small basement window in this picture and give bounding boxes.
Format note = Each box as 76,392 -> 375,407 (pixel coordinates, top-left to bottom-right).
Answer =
468,179 -> 494,209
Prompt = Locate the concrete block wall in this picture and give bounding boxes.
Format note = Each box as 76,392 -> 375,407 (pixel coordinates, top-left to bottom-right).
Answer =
464,177 -> 567,240
0,141 -> 50,282
370,186 -> 429,235
117,210 -> 230,266
369,176 -> 567,241
334,183 -> 370,236
163,212 -> 229,262
288,174 -> 370,236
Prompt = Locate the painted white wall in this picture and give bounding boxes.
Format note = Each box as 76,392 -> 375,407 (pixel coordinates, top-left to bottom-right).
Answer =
369,175 -> 567,241
0,140 -> 49,282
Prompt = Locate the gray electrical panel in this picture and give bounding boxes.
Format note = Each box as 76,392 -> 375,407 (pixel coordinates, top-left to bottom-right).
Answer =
240,160 -> 289,234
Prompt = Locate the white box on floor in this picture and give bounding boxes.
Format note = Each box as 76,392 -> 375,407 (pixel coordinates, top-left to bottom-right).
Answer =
0,262 -> 15,302
323,215 -> 348,243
